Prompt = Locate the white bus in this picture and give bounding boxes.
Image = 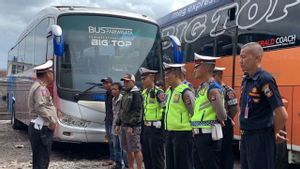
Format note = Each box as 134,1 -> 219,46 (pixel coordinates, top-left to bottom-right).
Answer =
7,6 -> 163,143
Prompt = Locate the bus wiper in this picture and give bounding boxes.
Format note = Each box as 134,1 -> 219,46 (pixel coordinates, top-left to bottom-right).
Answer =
74,82 -> 103,101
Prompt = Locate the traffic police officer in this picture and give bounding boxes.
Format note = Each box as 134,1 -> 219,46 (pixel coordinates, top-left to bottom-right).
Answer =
239,42 -> 288,169
213,66 -> 238,169
163,63 -> 195,169
28,60 -> 57,169
191,54 -> 227,169
139,67 -> 165,169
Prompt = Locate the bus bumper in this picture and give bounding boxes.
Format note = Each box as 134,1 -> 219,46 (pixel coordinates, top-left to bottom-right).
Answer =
53,121 -> 106,143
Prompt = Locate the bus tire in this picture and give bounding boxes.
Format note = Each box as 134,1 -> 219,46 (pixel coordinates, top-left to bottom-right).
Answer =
11,104 -> 23,130
276,141 -> 289,169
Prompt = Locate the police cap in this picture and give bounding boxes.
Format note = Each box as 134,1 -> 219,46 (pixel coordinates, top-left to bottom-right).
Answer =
139,67 -> 158,77
194,53 -> 220,66
163,62 -> 185,71
34,60 -> 53,73
214,66 -> 226,72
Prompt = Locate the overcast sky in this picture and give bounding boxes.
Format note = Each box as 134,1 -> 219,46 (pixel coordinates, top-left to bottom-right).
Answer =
0,0 -> 195,70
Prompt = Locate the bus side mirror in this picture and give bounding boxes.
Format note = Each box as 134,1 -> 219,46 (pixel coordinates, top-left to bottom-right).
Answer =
51,25 -> 64,57
168,35 -> 183,63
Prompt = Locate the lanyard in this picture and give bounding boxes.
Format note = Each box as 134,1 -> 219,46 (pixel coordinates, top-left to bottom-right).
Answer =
244,95 -> 251,119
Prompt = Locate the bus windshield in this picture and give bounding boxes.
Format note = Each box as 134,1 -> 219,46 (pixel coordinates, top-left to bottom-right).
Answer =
57,15 -> 160,91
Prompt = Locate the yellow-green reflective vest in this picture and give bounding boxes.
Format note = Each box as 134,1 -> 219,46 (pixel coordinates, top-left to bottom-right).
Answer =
142,87 -> 164,121
191,83 -> 219,129
164,84 -> 192,131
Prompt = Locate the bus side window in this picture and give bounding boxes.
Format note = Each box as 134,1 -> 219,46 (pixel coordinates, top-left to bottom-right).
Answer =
34,18 -> 48,65
47,17 -> 55,60
47,36 -> 53,60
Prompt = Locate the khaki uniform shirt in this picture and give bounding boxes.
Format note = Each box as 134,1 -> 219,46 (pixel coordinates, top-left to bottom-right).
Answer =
28,80 -> 57,125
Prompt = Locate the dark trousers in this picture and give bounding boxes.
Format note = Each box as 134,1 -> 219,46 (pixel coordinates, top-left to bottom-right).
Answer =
28,122 -> 53,169
193,143 -> 203,169
220,120 -> 234,169
240,128 -> 275,169
194,133 -> 222,169
142,126 -> 165,169
166,131 -> 193,169
105,121 -> 115,161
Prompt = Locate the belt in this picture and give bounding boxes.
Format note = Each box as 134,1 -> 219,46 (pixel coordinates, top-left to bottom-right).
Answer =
30,122 -> 48,127
191,120 -> 218,127
240,127 -> 273,135
144,121 -> 161,127
193,128 -> 212,135
29,122 -> 49,131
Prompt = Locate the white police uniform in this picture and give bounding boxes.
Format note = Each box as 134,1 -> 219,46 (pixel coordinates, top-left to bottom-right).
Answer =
28,60 -> 57,169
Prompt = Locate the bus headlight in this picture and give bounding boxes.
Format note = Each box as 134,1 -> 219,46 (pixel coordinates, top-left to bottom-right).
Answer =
58,110 -> 90,128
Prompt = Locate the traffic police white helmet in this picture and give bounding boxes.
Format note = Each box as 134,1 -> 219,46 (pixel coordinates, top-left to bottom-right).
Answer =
34,60 -> 53,73
163,62 -> 185,70
194,53 -> 220,64
214,66 -> 226,72
139,67 -> 158,76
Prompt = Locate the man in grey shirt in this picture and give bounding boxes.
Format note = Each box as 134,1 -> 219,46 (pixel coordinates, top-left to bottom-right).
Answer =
111,82 -> 128,169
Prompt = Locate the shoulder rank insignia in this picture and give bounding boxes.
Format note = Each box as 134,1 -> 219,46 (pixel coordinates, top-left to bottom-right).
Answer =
158,92 -> 166,102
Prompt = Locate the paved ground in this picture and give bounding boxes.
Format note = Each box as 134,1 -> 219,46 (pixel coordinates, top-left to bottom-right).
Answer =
0,120 -> 111,169
0,120 -> 299,169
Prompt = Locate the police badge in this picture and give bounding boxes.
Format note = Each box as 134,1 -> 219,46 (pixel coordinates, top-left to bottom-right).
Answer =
173,94 -> 180,103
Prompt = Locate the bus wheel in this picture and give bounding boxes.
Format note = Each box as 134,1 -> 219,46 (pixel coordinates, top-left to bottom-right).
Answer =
11,104 -> 23,130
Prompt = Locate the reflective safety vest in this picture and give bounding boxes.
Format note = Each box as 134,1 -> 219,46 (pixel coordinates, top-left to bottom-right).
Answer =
191,82 -> 219,129
164,83 -> 192,131
142,86 -> 163,121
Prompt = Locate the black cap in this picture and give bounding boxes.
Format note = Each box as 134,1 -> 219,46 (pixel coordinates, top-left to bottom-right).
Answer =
101,77 -> 113,83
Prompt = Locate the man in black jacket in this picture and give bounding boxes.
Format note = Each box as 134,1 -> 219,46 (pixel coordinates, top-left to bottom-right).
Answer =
101,77 -> 115,166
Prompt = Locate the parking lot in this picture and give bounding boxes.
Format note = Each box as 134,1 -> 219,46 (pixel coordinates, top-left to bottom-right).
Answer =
2,120 -> 300,169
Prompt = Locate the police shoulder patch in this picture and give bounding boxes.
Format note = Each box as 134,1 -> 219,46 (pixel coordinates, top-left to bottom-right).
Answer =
262,84 -> 273,98
209,91 -> 217,102
227,90 -> 235,99
183,94 -> 191,105
157,92 -> 166,102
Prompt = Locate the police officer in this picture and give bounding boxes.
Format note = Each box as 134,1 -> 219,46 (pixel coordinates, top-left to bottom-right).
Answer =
139,67 -> 165,169
191,54 -> 227,169
163,63 -> 195,169
28,60 -> 57,169
213,66 -> 238,169
239,42 -> 288,169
